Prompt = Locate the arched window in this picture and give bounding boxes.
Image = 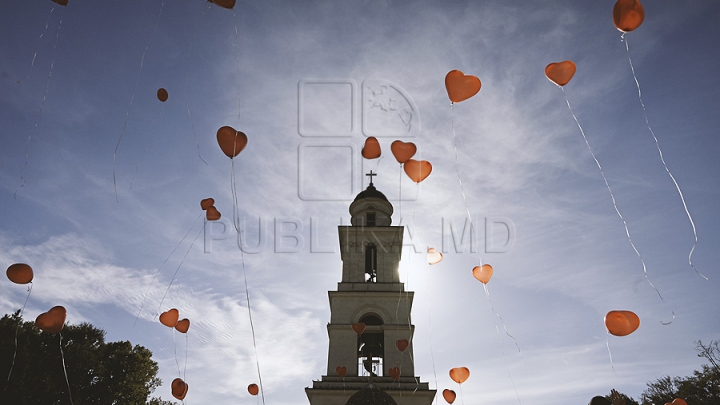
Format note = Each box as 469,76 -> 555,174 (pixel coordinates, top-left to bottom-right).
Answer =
357,314 -> 384,377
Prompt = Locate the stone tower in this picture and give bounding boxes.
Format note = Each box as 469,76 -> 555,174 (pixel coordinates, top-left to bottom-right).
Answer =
305,174 -> 436,405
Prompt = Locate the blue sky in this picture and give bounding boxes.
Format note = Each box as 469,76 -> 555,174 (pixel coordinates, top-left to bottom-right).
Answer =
1,1 -> 719,404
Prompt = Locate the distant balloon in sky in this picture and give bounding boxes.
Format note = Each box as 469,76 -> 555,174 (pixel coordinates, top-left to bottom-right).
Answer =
545,61 -> 577,87
175,318 -> 190,333
157,88 -> 168,102
604,310 -> 640,336
171,378 -> 189,400
396,339 -> 409,352
208,0 -> 236,9
6,263 -> 33,284
404,159 -> 432,183
442,389 -> 456,404
159,308 -> 179,328
51,0 -> 68,6
388,367 -> 400,381
612,0 -> 644,33
449,367 -> 469,384
427,248 -> 443,265
206,206 -> 221,221
352,322 -> 366,335
444,70 -> 481,103
361,137 -> 381,159
216,126 -> 248,158
472,264 -> 493,284
391,141 -> 416,164
200,198 -> 215,211
35,306 -> 66,334
248,383 -> 259,396
335,366 -> 347,377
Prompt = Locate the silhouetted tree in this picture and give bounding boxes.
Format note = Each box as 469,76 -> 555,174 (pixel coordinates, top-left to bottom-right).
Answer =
0,312 -> 176,405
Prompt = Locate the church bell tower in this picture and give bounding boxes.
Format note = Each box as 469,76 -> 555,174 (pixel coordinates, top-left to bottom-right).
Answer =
305,172 -> 436,405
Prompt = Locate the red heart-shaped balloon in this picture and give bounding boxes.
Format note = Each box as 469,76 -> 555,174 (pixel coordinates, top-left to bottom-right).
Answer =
545,60 -> 576,87
171,378 -> 188,400
35,306 -> 66,334
336,366 -> 347,377
6,263 -> 34,284
443,389 -> 456,404
352,322 -> 366,335
391,141 -> 416,164
216,126 -> 248,158
362,137 -> 381,159
445,70 -> 481,103
175,318 -> 190,334
200,198 -> 215,211
388,367 -> 401,381
157,88 -> 168,102
472,264 -> 493,284
206,206 -> 221,221
159,308 -> 179,328
396,339 -> 409,352
403,159 -> 432,183
449,367 -> 469,384
248,383 -> 259,396
613,0 -> 644,33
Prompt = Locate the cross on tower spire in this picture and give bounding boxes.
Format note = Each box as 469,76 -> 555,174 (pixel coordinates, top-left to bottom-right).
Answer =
366,170 -> 377,185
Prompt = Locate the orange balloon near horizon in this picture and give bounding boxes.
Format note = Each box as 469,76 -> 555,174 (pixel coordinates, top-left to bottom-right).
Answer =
362,137 -> 381,159
613,0 -> 644,33
545,60 -> 577,87
248,383 -> 259,396
216,126 -> 248,158
605,310 -> 640,336
391,141 -> 416,164
159,308 -> 179,328
35,306 -> 66,334
445,70 -> 481,103
442,389 -> 456,404
404,159 -> 432,183
449,367 -> 469,384
472,264 -> 493,284
6,263 -> 34,284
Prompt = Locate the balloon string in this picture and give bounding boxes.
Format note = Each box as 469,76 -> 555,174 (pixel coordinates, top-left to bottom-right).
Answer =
4,284 -> 33,392
134,213 -> 203,326
157,225 -> 204,314
606,332 -> 618,377
425,267 -> 439,405
174,328 -> 181,378
623,36 -> 706,281
483,284 -> 522,405
59,333 -> 75,405
398,163 -> 402,221
184,333 -> 189,382
451,103 -> 482,260
238,229 -> 266,405
15,6 -> 55,84
458,383 -> 465,405
113,0 -> 164,202
562,88 -> 675,325
15,14 -> 62,200
232,9 -> 242,122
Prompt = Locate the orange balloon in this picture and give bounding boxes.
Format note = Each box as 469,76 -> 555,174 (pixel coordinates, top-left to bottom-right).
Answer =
403,159 -> 432,183
472,264 -> 493,284
665,399 -> 687,405
6,263 -> 34,284
442,389 -> 456,404
427,248 -> 443,265
613,0 -> 644,33
352,322 -> 366,335
51,0 -> 68,6
390,141 -> 416,164
171,378 -> 188,400
216,126 -> 248,158
604,310 -> 640,336
206,206 -> 221,221
396,339 -> 409,352
445,70 -> 481,103
388,367 -> 401,381
362,137 -> 381,159
159,308 -> 179,328
449,367 -> 469,384
175,318 -> 190,333
208,0 -> 235,9
545,61 -> 577,87
200,198 -> 215,211
336,366 -> 347,377
35,306 -> 66,334
248,383 -> 259,396
157,88 -> 168,102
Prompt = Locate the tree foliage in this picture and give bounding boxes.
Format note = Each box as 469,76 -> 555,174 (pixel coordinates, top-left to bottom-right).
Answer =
0,312 -> 176,405
640,340 -> 720,405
